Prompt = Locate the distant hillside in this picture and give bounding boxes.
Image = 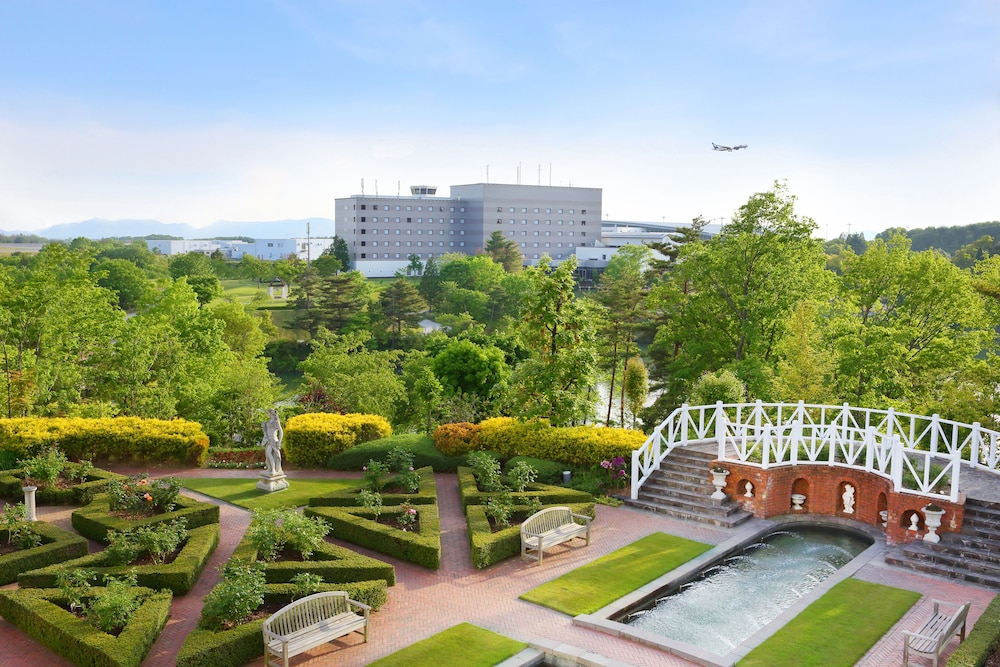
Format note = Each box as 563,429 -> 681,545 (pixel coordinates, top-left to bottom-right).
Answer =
876,221 -> 1000,254
1,217 -> 336,240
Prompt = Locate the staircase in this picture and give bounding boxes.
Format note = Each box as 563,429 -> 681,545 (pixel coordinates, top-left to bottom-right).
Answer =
884,498 -> 1000,589
623,446 -> 753,528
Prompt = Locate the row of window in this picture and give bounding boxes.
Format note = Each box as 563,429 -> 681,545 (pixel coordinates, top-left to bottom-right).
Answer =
360,229 -> 464,235
355,217 -> 466,224
354,204 -> 466,213
359,251 -> 568,260
495,219 -> 585,226
496,207 -> 586,215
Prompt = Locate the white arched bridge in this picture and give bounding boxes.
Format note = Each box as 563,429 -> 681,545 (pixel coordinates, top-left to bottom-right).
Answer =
631,401 -> 1000,504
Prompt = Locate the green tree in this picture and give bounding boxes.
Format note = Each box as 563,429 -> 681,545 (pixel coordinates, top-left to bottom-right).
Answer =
378,279 -> 427,347
312,247 -> 343,276
169,252 -> 215,279
93,258 -> 151,311
205,301 -> 270,359
484,231 -> 523,272
297,271 -> 371,335
185,274 -> 223,306
432,339 -> 510,404
331,236 -> 351,271
773,300 -> 836,403
418,256 -> 444,311
688,369 -> 747,405
622,355 -> 648,429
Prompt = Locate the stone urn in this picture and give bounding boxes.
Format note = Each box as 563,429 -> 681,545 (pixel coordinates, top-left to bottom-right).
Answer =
923,505 -> 946,543
791,493 -> 806,511
710,468 -> 730,500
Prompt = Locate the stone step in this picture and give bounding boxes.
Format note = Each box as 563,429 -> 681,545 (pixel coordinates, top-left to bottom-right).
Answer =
639,485 -> 720,505
623,497 -> 753,529
884,552 -> 1000,590
648,466 -> 711,483
904,537 -> 1000,567
642,477 -> 714,495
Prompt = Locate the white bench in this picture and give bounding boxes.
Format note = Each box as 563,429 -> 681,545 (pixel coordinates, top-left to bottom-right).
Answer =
262,591 -> 370,667
902,599 -> 970,667
520,506 -> 591,565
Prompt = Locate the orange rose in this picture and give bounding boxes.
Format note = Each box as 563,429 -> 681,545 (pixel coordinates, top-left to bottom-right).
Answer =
143,493 -> 153,502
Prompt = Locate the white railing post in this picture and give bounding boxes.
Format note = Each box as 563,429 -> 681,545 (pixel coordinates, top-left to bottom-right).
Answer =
631,450 -> 639,499
949,449 -> 962,503
715,401 -> 726,461
891,436 -> 904,492
971,422 -> 981,469
680,403 -> 689,445
864,425 -> 875,471
930,414 -> 940,454
761,425 -> 771,469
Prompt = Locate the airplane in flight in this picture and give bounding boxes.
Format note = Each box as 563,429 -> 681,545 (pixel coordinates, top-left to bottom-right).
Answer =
712,143 -> 748,152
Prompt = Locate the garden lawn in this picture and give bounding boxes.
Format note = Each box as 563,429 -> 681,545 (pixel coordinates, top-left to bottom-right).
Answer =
520,532 -> 712,616
737,578 -> 920,667
368,623 -> 526,667
178,478 -> 357,510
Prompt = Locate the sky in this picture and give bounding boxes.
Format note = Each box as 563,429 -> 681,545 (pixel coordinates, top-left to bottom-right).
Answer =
0,0 -> 997,239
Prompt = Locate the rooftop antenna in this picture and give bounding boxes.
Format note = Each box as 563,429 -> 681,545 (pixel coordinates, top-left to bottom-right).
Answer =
549,163 -> 552,187
486,164 -> 489,183
361,178 -> 365,195
397,180 -> 400,196
306,221 -> 311,267
375,179 -> 378,197
538,164 -> 541,186
517,162 -> 521,185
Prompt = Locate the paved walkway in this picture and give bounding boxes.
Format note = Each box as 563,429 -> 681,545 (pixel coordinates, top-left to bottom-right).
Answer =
0,467 -> 996,667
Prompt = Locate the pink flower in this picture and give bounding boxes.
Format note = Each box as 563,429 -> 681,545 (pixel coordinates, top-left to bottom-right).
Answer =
362,466 -> 367,471
600,460 -> 612,469
143,493 -> 153,501
408,508 -> 417,515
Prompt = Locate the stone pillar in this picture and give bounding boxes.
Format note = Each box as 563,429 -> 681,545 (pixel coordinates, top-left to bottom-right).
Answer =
22,485 -> 37,521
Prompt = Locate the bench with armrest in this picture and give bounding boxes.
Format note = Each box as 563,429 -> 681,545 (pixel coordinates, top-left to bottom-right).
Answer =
520,506 -> 591,565
902,599 -> 970,667
262,591 -> 370,667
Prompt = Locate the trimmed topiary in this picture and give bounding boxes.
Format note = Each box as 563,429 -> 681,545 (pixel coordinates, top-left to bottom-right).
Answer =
326,434 -> 467,472
230,533 -> 396,586
175,580 -> 387,667
18,523 -> 219,595
0,521 -> 89,585
284,413 -> 392,468
306,502 -> 441,569
72,492 -> 219,543
466,501 -> 596,569
0,586 -> 171,667
0,466 -> 125,505
309,465 -> 438,507
456,466 -> 594,510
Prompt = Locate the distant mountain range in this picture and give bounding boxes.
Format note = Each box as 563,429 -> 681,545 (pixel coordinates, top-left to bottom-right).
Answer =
1,217 -> 337,240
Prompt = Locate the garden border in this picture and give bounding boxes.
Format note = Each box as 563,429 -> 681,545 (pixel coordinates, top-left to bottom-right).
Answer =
231,534 -> 396,586
306,502 -> 441,569
466,501 -> 596,569
71,493 -> 220,543
308,465 -> 438,507
0,466 -> 125,505
456,466 -> 595,509
0,521 -> 89,585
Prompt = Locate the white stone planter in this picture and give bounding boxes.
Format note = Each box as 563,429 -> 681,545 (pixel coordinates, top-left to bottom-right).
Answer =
923,507 -> 946,543
710,470 -> 730,500
21,485 -> 37,521
791,493 -> 806,511
879,510 -> 888,529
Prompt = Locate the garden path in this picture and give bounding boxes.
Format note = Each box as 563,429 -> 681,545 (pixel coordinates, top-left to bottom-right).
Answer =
0,467 -> 996,667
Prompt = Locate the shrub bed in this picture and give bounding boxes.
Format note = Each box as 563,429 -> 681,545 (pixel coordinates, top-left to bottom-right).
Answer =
306,503 -> 441,569
19,523 -> 220,595
466,501 -> 596,569
0,466 -> 125,505
0,521 -> 89,585
176,580 -> 387,667
947,594 -> 1000,667
284,413 -> 392,468
456,466 -> 594,510
431,422 -> 480,456
309,465 -> 438,507
72,493 -> 220,544
503,456 -> 570,485
230,535 -> 396,586
0,586 -> 171,667
326,434 -> 467,472
0,417 -> 209,465
471,417 -> 646,467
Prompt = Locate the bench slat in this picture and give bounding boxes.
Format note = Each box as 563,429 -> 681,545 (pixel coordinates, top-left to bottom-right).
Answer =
263,592 -> 370,667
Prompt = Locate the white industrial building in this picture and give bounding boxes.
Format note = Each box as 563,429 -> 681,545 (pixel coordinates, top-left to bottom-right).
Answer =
145,237 -> 334,262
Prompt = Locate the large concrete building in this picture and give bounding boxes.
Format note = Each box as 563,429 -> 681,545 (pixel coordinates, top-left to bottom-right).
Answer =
335,183 -> 602,277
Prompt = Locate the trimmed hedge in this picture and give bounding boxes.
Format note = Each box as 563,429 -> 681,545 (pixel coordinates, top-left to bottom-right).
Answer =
503,456 -> 569,485
0,417 -> 209,466
19,523 -> 220,595
0,465 -> 125,505
0,521 -> 89,585
472,417 -> 646,467
284,413 -> 392,468
310,465 -> 438,507
72,493 -> 220,543
466,501 -> 596,569
176,580 -> 387,667
231,535 -> 396,586
326,434 -> 467,472
306,503 -> 441,569
456,466 -> 594,510
0,586 -> 171,667
432,422 -> 480,456
948,594 -> 1000,667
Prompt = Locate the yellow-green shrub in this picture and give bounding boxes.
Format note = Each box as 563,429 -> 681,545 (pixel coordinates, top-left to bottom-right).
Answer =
284,413 -> 392,468
471,418 -> 646,467
0,418 -> 209,466
431,422 -> 480,456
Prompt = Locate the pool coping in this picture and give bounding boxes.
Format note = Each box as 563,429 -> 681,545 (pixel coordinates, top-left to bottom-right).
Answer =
573,515 -> 887,667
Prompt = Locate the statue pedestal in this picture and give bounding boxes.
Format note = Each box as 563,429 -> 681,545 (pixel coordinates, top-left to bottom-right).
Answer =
256,473 -> 289,493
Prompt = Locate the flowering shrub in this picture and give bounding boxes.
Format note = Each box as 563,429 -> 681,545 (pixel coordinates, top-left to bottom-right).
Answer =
600,456 -> 628,489
291,572 -> 324,600
385,446 -> 414,473
357,489 -> 383,520
105,518 -> 188,566
199,560 -> 266,630
206,448 -> 265,469
397,502 -> 418,530
362,460 -> 389,492
87,570 -> 141,633
1,502 -> 40,550
507,461 -> 538,492
106,475 -> 181,515
394,467 -> 421,493
57,568 -> 96,612
467,451 -> 502,492
484,490 -> 514,528
18,447 -> 68,485
245,509 -> 330,561
431,421 -> 480,456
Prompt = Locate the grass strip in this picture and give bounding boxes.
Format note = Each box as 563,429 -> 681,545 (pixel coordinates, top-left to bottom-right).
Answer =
519,532 -> 712,616
738,578 -> 920,667
178,478 -> 357,510
368,623 -> 526,667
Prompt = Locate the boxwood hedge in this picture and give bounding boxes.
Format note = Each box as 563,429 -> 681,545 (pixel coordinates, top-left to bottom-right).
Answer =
0,521 -> 89,585
947,594 -> 1000,667
456,466 -> 594,510
309,465 -> 438,507
466,501 -> 596,569
231,534 -> 396,586
306,503 -> 441,569
0,466 -> 125,505
72,493 -> 220,543
18,523 -> 219,595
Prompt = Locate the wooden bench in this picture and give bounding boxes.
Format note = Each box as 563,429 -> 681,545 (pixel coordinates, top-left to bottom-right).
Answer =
520,506 -> 591,565
902,599 -> 970,667
262,591 -> 370,667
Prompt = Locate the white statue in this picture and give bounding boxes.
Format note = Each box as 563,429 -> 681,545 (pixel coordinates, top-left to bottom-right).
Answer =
261,408 -> 284,476
744,481 -> 754,498
842,484 -> 855,514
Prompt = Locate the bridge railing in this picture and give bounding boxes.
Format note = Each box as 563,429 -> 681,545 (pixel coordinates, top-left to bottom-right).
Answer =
631,401 -> 999,503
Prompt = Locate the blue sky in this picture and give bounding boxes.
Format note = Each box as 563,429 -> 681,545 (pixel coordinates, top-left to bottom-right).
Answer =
1,1 -> 997,238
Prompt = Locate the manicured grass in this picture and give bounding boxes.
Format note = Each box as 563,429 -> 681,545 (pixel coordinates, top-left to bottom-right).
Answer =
519,532 -> 712,616
367,623 -> 526,667
737,578 -> 921,667
178,478 -> 357,510
327,434 -> 467,472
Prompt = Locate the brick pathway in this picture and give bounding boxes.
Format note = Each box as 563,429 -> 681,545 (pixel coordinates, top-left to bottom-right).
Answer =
0,469 -> 996,667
